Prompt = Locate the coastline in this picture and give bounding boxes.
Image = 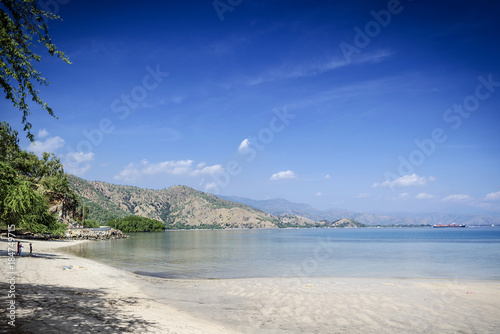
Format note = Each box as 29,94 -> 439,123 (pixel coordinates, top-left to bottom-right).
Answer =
1,238 -> 499,333
0,238 -> 236,333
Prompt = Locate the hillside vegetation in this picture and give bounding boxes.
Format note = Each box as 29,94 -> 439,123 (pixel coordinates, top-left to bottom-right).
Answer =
68,175 -> 279,229
0,122 -> 79,235
67,176 -> 366,229
107,216 -> 165,232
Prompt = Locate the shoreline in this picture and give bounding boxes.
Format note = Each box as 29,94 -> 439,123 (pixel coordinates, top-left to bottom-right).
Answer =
0,238 -> 236,333
1,238 -> 500,333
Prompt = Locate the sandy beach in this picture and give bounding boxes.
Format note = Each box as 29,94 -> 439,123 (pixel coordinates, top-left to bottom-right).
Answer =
0,238 -> 235,334
1,238 -> 500,333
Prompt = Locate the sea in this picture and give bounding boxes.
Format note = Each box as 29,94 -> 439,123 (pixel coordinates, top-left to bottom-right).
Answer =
64,227 -> 500,280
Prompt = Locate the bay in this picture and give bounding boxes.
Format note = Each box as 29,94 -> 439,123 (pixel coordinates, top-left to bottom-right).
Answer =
64,227 -> 500,280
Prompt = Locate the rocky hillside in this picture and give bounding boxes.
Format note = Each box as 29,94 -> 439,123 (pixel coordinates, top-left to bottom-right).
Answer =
67,175 -> 278,228
329,218 -> 365,228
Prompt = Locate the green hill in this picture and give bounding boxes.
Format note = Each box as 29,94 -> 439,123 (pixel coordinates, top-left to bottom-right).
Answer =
67,175 -> 277,228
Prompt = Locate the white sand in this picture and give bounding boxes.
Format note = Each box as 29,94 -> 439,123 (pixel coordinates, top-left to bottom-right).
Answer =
0,238 -> 235,333
142,276 -> 500,333
2,238 -> 499,333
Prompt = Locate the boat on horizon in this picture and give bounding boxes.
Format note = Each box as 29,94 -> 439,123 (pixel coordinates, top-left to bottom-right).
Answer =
433,223 -> 466,228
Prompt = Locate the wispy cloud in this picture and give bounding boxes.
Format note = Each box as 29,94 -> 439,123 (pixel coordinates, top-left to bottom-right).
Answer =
171,95 -> 186,104
247,50 -> 392,85
283,74 -> 409,113
372,174 -> 435,188
270,170 -> 298,181
416,192 -> 436,199
442,194 -> 471,202
485,191 -> 500,201
114,159 -> 224,183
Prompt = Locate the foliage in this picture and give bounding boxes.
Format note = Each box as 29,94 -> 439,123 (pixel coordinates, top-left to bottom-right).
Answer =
83,219 -> 100,228
0,0 -> 71,141
275,221 -> 309,228
106,216 -> 165,232
159,203 -> 171,223
0,121 -> 20,161
0,122 -> 77,234
329,219 -> 366,228
0,162 -> 65,235
164,222 -> 224,230
75,199 -> 126,225
66,174 -> 130,223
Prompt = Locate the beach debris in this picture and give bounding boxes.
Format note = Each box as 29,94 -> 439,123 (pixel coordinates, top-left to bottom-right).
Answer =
466,292 -> 474,294
62,265 -> 87,270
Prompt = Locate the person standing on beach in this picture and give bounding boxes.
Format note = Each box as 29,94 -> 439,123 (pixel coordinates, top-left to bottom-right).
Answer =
16,241 -> 22,256
29,243 -> 33,256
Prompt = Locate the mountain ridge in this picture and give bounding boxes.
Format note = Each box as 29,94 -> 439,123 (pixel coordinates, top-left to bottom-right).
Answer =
68,175 -> 289,229
221,196 -> 500,226
67,175 -> 500,227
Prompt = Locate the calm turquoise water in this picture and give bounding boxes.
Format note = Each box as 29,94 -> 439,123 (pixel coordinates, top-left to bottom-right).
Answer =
64,228 -> 500,280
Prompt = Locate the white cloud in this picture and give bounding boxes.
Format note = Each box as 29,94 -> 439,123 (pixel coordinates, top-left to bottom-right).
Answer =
270,170 -> 298,181
357,193 -> 369,198
192,164 -> 225,176
113,163 -> 140,183
316,192 -> 322,197
416,192 -> 436,199
142,160 -> 193,175
64,152 -> 95,175
324,174 -> 331,179
26,136 -> 65,156
372,174 -> 435,188
238,138 -> 250,152
25,132 -> 95,176
485,191 -> 500,201
66,152 -> 94,164
114,159 -> 224,182
399,192 -> 409,198
38,128 -> 49,138
204,181 -> 218,192
442,194 -> 471,202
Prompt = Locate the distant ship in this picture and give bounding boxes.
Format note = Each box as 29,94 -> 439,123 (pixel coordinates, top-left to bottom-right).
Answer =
433,223 -> 466,228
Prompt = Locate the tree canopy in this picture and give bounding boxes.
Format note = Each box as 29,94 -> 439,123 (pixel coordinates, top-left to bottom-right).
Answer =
0,121 -> 77,235
0,0 -> 70,141
107,216 -> 165,233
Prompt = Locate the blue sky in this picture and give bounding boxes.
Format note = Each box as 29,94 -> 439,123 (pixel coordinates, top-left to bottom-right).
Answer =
2,0 -> 500,215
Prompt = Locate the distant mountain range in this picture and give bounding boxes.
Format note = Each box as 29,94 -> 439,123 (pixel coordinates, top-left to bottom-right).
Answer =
221,196 -> 500,226
67,174 -> 500,228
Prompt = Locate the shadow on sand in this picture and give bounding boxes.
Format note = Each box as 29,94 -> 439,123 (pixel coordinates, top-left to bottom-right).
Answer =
0,281 -> 160,333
